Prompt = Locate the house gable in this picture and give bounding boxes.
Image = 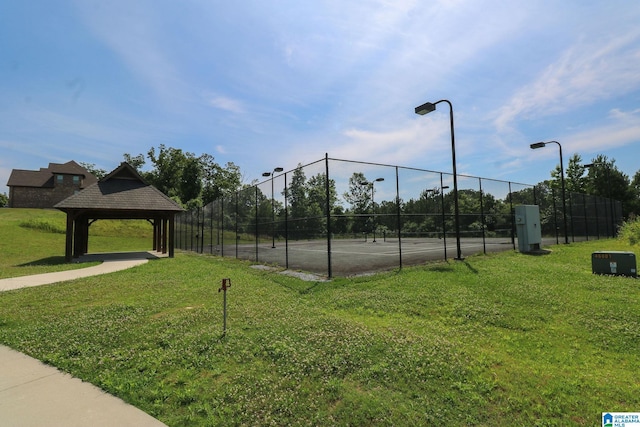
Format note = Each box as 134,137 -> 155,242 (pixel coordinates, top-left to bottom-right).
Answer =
6,161 -> 98,208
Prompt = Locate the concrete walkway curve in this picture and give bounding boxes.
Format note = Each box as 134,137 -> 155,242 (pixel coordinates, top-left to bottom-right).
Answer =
0,251 -> 165,292
0,251 -> 168,427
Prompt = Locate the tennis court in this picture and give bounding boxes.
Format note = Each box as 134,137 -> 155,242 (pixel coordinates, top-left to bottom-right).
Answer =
219,236 -> 558,276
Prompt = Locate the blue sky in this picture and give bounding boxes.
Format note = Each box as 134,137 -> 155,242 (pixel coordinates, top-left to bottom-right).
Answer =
2,1 -> 640,195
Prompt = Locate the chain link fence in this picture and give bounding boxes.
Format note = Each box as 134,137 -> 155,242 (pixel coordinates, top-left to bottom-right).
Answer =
176,155 -> 622,277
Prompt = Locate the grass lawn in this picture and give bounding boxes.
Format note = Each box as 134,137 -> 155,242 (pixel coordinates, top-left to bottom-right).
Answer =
0,209 -> 639,426
0,209 -> 153,278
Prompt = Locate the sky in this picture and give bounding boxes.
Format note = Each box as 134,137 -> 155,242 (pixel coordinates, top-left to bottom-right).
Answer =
2,0 -> 640,196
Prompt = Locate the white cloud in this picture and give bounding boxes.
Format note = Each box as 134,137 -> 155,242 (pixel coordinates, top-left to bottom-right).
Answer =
495,30 -> 640,131
323,119 -> 451,167
206,95 -> 245,114
566,122 -> 640,155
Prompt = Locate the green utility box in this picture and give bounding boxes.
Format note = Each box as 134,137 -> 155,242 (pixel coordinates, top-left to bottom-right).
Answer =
591,251 -> 637,277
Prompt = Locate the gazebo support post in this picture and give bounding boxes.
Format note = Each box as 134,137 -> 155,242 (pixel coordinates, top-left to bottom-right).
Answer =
65,214 -> 74,262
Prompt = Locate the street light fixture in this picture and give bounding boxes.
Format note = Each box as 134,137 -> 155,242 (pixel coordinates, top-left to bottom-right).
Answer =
415,99 -> 463,260
530,140 -> 569,244
262,167 -> 284,248
359,177 -> 384,242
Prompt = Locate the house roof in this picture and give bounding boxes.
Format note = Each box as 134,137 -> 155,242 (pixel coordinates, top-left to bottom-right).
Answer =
6,161 -> 97,188
54,162 -> 183,213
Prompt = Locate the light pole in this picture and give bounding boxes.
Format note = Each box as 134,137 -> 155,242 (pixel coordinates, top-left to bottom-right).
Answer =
530,141 -> 569,244
415,99 -> 463,260
262,167 -> 284,248
359,177 -> 384,242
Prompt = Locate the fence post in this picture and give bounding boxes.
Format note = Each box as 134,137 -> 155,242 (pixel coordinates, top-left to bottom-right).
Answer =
508,182 -> 515,250
594,195 -> 600,240
396,166 -> 402,270
284,172 -> 289,269
440,173 -> 447,261
200,206 -> 205,253
209,202 -> 214,254
235,191 -> 239,258
582,193 -> 589,241
190,209 -> 195,251
552,188 -> 559,244
569,193 -> 575,242
255,186 -> 259,262
325,154 -> 332,278
479,178 -> 486,254
609,194 -> 615,238
219,197 -> 223,256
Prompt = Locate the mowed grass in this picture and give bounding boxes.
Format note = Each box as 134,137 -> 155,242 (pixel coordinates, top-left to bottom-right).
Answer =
0,209 -> 639,426
0,209 -> 153,278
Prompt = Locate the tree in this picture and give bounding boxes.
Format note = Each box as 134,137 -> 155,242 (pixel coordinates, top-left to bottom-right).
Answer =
143,145 -> 243,207
629,170 -> 640,217
343,172 -> 370,213
146,145 -> 190,200
306,172 -> 338,236
287,165 -> 308,219
551,153 -> 586,194
286,165 -> 309,238
79,162 -> 107,180
584,155 -> 629,198
307,173 -> 338,215
0,193 -> 8,207
343,172 -> 372,233
201,156 -> 242,205
180,156 -> 203,204
122,153 -> 146,172
283,166 -> 338,238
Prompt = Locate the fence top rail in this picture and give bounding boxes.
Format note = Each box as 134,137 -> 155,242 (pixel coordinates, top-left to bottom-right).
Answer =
196,155 -> 620,211
327,156 -> 533,187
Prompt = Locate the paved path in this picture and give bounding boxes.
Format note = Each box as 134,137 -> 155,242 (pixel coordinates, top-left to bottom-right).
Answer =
0,252 -> 168,427
0,251 -> 162,292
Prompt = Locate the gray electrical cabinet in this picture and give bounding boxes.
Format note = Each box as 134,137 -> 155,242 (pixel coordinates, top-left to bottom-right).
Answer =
515,205 -> 542,253
592,251 -> 637,277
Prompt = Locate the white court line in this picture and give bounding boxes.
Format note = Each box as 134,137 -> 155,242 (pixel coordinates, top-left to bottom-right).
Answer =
289,243 -> 487,257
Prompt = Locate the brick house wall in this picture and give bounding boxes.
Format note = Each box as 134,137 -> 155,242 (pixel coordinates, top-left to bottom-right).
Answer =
9,175 -> 83,208
7,161 -> 98,209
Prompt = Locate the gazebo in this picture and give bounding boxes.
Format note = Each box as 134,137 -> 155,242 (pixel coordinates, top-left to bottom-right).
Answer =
55,162 -> 184,261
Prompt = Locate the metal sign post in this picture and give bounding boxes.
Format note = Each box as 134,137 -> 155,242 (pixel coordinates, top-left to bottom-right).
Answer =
218,278 -> 231,337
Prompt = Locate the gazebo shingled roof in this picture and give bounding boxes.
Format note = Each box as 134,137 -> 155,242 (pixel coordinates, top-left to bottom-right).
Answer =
55,162 -> 184,261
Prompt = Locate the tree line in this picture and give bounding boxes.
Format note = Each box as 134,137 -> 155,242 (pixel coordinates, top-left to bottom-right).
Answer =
2,147 -> 638,222
81,144 -> 243,209
227,153 -> 640,241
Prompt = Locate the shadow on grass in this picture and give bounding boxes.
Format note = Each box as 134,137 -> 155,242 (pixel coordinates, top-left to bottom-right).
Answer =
422,260 -> 479,274
425,264 -> 456,273
17,256 -> 68,267
522,249 -> 553,256
463,261 -> 479,274
278,279 -> 324,295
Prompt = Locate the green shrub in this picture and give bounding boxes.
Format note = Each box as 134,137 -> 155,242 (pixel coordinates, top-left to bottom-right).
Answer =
618,217 -> 640,245
19,218 -> 66,234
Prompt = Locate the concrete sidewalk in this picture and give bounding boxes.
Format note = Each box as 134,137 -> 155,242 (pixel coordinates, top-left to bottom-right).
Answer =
0,251 -> 169,426
0,346 -> 167,427
0,251 -> 165,292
